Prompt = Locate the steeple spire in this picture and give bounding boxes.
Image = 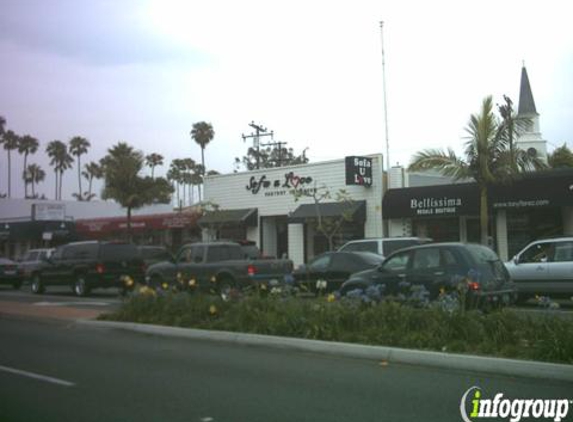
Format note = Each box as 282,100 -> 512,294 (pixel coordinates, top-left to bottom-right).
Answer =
517,65 -> 538,116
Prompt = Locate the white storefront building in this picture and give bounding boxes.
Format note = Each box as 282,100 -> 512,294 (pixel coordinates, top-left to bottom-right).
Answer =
202,154 -> 384,266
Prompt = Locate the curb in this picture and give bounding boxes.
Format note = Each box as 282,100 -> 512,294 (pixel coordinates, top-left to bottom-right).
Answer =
77,319 -> 573,382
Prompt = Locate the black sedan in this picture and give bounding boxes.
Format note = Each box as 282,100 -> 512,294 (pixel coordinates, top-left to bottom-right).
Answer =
0,257 -> 23,289
293,251 -> 384,293
340,243 -> 517,308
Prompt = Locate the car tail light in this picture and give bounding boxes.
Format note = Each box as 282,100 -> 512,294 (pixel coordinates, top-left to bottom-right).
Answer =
247,265 -> 256,276
95,263 -> 105,274
467,281 -> 480,291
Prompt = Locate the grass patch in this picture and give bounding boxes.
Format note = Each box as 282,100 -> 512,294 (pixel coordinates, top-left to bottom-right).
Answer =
100,291 -> 573,364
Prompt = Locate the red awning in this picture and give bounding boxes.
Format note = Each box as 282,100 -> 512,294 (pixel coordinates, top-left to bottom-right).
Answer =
75,212 -> 199,235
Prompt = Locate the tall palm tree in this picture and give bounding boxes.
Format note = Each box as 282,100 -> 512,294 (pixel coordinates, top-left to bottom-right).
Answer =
145,153 -> 164,179
408,96 -> 545,245
46,140 -> 72,200
24,163 -> 46,198
0,116 -> 6,135
190,121 -> 214,200
69,136 -> 90,200
18,134 -> 39,198
1,130 -> 20,198
82,161 -> 104,201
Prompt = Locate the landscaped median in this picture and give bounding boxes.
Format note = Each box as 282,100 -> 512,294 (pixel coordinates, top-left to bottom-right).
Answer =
97,287 -> 573,366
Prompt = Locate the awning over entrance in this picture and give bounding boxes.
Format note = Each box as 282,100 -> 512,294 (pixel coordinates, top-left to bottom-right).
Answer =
288,200 -> 366,224
198,208 -> 258,227
382,183 -> 479,219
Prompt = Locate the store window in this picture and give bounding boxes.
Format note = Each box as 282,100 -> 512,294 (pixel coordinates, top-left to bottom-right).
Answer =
507,208 -> 562,258
413,217 -> 460,242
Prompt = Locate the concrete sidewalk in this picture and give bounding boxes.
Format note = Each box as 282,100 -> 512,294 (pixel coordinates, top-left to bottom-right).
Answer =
78,319 -> 573,383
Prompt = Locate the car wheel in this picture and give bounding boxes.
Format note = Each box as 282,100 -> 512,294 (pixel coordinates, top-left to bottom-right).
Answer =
31,274 -> 45,294
74,274 -> 90,297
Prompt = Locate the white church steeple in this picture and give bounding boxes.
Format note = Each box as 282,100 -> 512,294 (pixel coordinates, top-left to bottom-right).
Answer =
515,65 -> 548,163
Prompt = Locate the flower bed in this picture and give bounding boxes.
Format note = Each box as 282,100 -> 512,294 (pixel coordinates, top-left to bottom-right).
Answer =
100,287 -> 573,364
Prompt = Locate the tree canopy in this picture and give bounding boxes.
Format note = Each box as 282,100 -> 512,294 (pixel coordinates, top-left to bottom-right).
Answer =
234,145 -> 309,171
548,143 -> 573,168
101,142 -> 173,238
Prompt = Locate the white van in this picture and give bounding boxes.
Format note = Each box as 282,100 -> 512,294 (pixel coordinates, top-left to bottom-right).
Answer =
338,237 -> 432,259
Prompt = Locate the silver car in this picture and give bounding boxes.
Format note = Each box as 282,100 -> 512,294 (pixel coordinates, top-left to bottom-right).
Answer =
505,237 -> 573,301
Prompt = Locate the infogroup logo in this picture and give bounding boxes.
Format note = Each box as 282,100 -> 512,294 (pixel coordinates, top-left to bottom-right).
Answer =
460,386 -> 571,422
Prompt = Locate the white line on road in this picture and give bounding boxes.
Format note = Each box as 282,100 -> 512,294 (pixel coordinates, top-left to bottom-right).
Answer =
0,365 -> 75,387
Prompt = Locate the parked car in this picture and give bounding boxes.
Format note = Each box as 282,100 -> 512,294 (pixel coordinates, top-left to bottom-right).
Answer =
0,257 -> 23,289
138,245 -> 173,266
505,237 -> 573,301
30,241 -> 145,296
17,248 -> 53,282
145,241 -> 294,295
338,237 -> 432,258
340,243 -> 517,308
293,251 -> 384,293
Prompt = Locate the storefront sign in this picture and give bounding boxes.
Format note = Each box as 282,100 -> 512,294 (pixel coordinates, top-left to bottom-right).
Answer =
345,156 -> 372,187
410,197 -> 463,216
32,203 -> 66,221
246,171 -> 315,196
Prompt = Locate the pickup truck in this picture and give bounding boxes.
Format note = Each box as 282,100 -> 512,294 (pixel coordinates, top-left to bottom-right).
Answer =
145,241 -> 294,294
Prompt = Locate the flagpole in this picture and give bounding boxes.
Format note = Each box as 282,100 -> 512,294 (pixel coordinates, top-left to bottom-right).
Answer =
380,21 -> 390,173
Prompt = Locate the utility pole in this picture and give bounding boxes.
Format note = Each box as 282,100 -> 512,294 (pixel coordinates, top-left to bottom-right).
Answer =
242,121 -> 274,169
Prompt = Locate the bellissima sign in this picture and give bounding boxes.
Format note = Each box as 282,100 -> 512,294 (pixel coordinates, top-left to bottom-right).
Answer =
246,171 -> 316,197
410,197 -> 463,215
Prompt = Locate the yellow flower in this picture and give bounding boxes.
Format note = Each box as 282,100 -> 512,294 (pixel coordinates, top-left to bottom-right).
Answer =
189,279 -> 197,287
176,272 -> 183,280
260,283 -> 267,290
210,276 -> 217,283
209,305 -> 217,315
327,294 -> 336,303
161,282 -> 169,290
123,276 -> 134,287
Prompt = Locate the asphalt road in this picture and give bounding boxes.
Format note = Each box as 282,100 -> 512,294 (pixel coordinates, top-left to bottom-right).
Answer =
0,316 -> 571,422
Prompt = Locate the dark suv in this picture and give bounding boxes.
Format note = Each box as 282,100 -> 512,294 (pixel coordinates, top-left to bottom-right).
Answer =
31,241 -> 145,296
340,243 -> 517,308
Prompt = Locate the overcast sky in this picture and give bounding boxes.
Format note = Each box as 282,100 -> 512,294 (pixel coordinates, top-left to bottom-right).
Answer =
1,0 -> 572,200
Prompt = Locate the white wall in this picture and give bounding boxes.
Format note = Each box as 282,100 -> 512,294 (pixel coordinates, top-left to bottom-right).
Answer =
204,154 -> 384,266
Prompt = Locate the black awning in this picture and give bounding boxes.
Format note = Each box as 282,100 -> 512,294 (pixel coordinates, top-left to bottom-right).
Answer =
490,170 -> 573,209
382,183 -> 479,219
198,208 -> 258,227
288,200 -> 366,224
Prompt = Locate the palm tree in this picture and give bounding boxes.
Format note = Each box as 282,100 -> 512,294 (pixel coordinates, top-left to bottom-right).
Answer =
145,153 -> 164,179
1,130 -> 20,198
18,134 -> 39,198
0,116 -> 5,135
46,140 -> 72,200
190,121 -> 214,200
69,136 -> 90,200
24,164 -> 46,198
82,161 -> 104,200
408,96 -> 545,245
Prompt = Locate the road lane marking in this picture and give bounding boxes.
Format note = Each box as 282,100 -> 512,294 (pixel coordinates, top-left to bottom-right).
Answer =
0,365 -> 75,387
34,301 -> 111,307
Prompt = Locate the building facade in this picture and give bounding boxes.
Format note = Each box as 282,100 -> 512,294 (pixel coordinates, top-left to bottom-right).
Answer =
202,155 -> 384,266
